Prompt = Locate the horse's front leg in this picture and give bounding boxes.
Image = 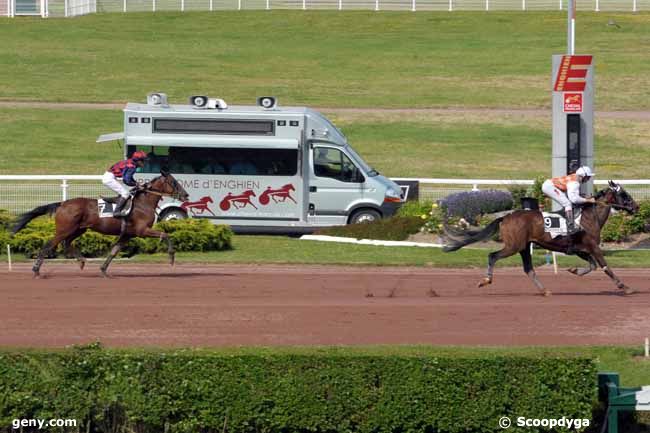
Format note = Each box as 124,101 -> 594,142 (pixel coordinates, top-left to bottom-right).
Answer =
141,228 -> 174,267
568,251 -> 597,276
100,235 -> 129,278
591,247 -> 635,295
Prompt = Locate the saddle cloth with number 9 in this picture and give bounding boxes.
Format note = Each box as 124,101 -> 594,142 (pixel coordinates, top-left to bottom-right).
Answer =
541,211 -> 582,238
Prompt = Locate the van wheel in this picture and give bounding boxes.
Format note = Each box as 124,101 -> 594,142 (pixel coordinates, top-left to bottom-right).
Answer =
159,209 -> 188,221
349,209 -> 381,224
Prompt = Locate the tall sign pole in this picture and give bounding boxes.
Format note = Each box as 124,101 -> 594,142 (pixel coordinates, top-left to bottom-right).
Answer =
551,2 -> 594,210
568,0 -> 575,54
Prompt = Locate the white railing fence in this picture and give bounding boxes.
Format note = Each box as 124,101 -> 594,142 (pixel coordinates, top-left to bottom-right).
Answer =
32,0 -> 649,17
393,178 -> 650,202
1,175 -> 649,215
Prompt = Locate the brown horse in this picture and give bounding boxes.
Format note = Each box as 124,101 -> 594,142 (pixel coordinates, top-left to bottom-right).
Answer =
12,171 -> 189,277
443,181 -> 639,296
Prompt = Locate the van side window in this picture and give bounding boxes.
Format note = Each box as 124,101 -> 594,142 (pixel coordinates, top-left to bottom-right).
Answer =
128,146 -> 297,176
313,147 -> 360,183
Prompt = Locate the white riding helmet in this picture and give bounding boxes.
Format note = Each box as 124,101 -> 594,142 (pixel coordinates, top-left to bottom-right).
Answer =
576,166 -> 595,178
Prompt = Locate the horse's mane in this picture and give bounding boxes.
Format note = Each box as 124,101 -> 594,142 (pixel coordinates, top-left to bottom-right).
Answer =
594,188 -> 608,199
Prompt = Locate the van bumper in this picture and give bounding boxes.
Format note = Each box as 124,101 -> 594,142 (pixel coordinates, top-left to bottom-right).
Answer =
380,201 -> 402,218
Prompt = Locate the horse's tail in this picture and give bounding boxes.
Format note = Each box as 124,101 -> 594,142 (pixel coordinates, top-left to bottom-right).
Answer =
12,202 -> 61,235
443,217 -> 504,252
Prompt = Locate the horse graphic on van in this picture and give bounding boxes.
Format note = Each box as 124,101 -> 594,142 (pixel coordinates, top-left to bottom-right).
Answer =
180,196 -> 216,216
220,190 -> 258,211
259,184 -> 297,206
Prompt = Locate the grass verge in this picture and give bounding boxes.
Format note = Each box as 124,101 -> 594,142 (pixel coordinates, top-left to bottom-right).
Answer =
1,12 -> 650,109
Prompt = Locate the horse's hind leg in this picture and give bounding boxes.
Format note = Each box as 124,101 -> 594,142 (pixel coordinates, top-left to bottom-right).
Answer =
567,251 -> 597,277
32,232 -> 70,278
63,229 -> 87,270
520,245 -> 550,296
478,246 -> 519,288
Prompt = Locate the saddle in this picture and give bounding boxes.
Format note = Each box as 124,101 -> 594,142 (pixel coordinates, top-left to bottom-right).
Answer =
97,196 -> 134,218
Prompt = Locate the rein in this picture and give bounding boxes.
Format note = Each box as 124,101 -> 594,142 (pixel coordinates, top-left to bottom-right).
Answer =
137,178 -> 183,201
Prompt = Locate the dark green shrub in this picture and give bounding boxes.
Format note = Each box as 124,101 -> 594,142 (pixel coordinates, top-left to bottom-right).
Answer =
0,230 -> 11,254
8,216 -> 232,257
508,185 -> 528,210
628,201 -> 650,233
0,210 -> 12,232
315,216 -> 424,241
71,231 -> 115,257
601,213 -> 632,243
397,200 -> 434,217
0,346 -> 597,433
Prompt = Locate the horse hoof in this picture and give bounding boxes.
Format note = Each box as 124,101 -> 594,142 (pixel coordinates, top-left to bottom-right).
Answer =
542,290 -> 552,297
622,287 -> 637,296
477,278 -> 491,288
32,272 -> 40,279
79,261 -> 86,271
567,267 -> 578,275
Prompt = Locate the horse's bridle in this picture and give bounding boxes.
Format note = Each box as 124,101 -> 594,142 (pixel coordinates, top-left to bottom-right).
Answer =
596,187 -> 635,213
138,176 -> 185,201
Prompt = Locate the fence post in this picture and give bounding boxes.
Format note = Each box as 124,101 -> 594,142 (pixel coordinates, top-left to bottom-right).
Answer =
302,0 -> 305,9
472,184 -> 479,191
123,0 -> 126,12
595,0 -> 599,11
559,0 -> 562,9
64,0 -> 68,16
375,0 -> 378,10
485,0 -> 488,10
265,0 -> 269,9
448,0 -> 452,11
153,0 -> 155,11
411,0 -> 415,11
210,0 -> 213,10
522,0 -> 525,10
633,0 -> 637,11
61,179 -> 68,201
338,0 -> 341,9
181,0 -> 185,11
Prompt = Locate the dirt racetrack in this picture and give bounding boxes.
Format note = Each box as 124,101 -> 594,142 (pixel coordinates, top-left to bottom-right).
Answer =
1,263 -> 649,348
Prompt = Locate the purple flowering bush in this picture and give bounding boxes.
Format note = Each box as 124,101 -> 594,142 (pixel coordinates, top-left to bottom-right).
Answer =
440,190 -> 514,223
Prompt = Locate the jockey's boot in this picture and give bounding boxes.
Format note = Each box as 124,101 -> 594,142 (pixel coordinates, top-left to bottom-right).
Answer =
565,208 -> 578,255
565,208 -> 579,235
113,196 -> 127,217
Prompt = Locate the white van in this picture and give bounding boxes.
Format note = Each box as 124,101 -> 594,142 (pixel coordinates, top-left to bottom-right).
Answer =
98,93 -> 403,233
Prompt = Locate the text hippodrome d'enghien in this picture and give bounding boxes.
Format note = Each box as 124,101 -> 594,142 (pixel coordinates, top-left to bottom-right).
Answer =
180,179 -> 261,191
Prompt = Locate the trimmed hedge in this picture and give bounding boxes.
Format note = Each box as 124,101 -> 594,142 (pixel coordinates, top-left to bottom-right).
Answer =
440,190 -> 514,223
3,216 -> 233,258
315,216 -> 423,241
0,345 -> 596,433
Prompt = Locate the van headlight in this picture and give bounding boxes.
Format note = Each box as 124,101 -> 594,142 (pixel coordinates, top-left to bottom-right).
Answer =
384,188 -> 402,203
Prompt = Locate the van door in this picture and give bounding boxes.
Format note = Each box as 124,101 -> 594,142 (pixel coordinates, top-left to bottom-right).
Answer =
308,145 -> 364,226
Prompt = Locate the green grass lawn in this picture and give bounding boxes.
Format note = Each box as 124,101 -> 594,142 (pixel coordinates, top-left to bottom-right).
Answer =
2,107 -> 650,178
0,12 -> 649,108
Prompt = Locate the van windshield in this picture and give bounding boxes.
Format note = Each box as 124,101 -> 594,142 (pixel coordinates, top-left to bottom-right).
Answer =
345,146 -> 378,177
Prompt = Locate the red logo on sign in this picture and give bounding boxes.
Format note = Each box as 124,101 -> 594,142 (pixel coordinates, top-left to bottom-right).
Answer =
563,93 -> 583,113
554,55 -> 592,92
